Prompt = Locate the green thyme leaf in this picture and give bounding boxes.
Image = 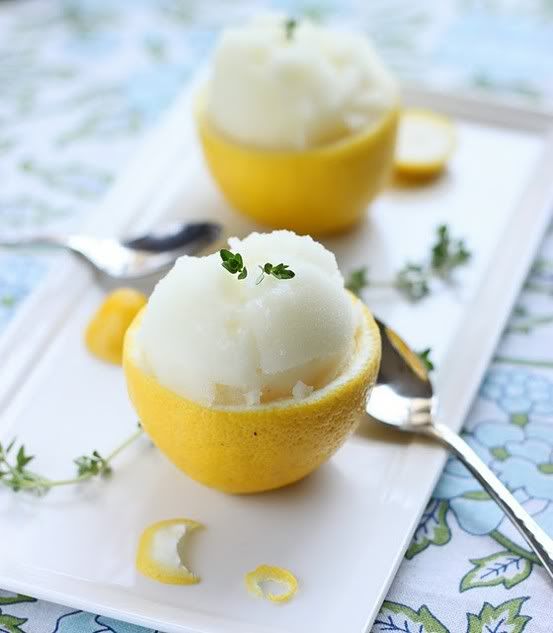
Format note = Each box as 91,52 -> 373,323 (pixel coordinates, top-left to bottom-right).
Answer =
220,249 -> 247,279
271,263 -> 295,279
345,267 -> 369,296
16,446 -> 34,470
417,348 -> 434,371
395,263 -> 430,301
430,224 -> 471,278
346,223 -> 471,303
0,427 -> 142,496
284,18 -> 297,40
257,262 -> 295,284
219,249 -> 233,262
74,450 -> 111,478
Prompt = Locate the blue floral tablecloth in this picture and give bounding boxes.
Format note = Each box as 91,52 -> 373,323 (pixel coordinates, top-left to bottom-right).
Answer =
1,1 -> 553,631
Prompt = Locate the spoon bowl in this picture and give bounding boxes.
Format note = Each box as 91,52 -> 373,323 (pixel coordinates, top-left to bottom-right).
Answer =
367,317 -> 553,580
0,221 -> 222,291
367,319 -> 434,429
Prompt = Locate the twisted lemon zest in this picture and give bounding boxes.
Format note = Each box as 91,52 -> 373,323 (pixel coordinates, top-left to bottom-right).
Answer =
245,564 -> 298,603
136,518 -> 203,585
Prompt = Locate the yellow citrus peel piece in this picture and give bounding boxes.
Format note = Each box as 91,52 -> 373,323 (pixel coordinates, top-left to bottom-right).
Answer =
136,518 -> 203,585
394,109 -> 456,178
85,288 -> 147,364
245,564 -> 298,603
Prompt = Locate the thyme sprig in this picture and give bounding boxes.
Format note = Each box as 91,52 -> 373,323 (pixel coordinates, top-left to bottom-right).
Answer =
0,427 -> 143,495
284,18 -> 297,40
416,348 -> 434,372
220,250 -> 295,285
256,262 -> 295,285
220,249 -> 248,280
346,224 -> 471,302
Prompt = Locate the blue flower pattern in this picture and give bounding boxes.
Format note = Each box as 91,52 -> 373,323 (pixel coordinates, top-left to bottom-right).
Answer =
435,369 -> 553,552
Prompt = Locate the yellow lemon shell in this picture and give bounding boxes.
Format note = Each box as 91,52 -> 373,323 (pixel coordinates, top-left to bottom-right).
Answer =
196,101 -> 399,235
123,298 -> 381,494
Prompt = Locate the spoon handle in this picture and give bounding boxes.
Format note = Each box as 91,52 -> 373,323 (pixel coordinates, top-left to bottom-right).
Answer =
428,422 -> 553,581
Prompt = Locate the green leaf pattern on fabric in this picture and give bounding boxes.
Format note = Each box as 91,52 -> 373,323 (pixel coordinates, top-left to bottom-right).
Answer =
0,596 -> 34,607
466,598 -> 531,633
372,602 -> 449,633
460,552 -> 533,591
0,612 -> 28,633
406,499 -> 451,559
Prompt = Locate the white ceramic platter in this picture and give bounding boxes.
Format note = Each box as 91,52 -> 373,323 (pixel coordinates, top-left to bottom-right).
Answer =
0,84 -> 552,633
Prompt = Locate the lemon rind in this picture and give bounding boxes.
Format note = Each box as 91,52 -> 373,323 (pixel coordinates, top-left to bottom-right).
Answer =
124,296 -> 381,493
245,564 -> 298,603
128,294 -> 378,413
136,518 -> 203,585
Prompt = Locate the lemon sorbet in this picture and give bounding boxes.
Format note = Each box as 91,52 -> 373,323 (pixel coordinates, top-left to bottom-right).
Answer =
197,14 -> 400,235
124,231 -> 381,493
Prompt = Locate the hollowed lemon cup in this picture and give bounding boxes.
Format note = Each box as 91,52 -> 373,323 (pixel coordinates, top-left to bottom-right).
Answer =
196,103 -> 399,235
123,297 -> 381,494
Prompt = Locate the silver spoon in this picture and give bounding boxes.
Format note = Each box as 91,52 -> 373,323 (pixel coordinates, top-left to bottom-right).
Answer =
0,221 -> 222,290
367,317 -> 553,580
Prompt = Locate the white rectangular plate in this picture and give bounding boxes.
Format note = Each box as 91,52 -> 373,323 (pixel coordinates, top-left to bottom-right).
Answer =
0,85 -> 552,633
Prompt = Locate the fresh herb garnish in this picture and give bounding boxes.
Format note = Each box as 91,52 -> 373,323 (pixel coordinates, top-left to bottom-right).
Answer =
416,348 -> 434,371
395,263 -> 430,301
74,451 -> 112,478
345,224 -> 471,302
430,224 -> 471,278
220,250 -> 295,284
256,262 -> 296,285
220,249 -> 248,280
345,267 -> 369,296
0,427 -> 143,495
284,17 -> 297,40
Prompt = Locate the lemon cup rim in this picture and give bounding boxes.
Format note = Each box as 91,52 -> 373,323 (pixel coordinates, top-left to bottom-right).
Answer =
194,87 -> 400,159
124,295 -> 381,414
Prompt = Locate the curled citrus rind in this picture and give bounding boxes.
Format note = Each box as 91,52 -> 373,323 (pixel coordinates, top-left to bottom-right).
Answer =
136,518 -> 203,585
85,288 -> 147,365
394,109 -> 455,177
245,564 -> 298,603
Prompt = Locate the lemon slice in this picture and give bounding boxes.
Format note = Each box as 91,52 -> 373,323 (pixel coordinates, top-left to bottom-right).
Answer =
136,518 -> 203,584
245,565 -> 298,603
85,288 -> 147,365
395,109 -> 455,177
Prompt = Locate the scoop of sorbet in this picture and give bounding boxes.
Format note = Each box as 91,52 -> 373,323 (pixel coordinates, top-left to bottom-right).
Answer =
138,231 -> 357,406
205,13 -> 399,150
